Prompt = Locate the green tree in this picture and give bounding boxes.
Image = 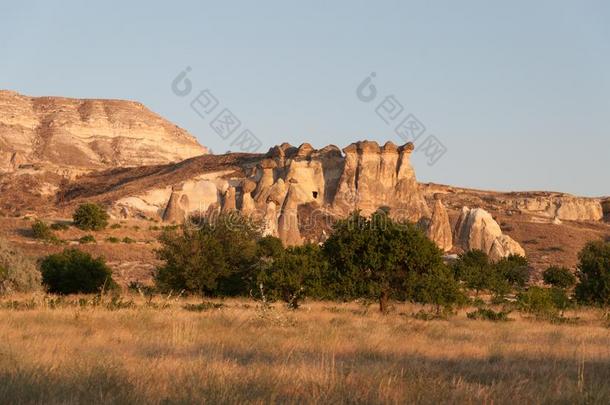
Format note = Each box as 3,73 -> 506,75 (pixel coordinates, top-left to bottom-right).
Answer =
495,254 -> 530,289
575,241 -> 610,306
258,243 -> 327,308
413,265 -> 464,314
323,211 -> 444,312
543,266 -> 576,289
41,249 -> 114,294
73,203 -> 109,231
154,213 -> 262,296
453,250 -> 493,295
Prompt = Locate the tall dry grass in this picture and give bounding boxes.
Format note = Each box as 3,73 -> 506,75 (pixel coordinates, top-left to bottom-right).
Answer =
0,295 -> 609,404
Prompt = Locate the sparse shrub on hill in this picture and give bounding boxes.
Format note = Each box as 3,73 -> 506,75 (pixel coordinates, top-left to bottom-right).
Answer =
154,213 -> 261,296
543,266 -> 576,289
31,219 -> 54,240
50,222 -> 70,231
575,241 -> 610,306
41,248 -> 115,294
73,203 -> 109,231
0,238 -> 41,293
79,235 -> 96,244
323,210 -> 444,312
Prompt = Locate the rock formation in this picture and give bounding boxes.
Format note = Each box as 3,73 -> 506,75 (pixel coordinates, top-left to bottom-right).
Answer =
162,188 -> 186,223
0,90 -> 206,172
277,182 -> 303,246
426,198 -> 452,252
454,207 -> 525,261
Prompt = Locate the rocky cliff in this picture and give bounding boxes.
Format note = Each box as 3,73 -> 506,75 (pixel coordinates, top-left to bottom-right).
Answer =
0,90 -> 207,172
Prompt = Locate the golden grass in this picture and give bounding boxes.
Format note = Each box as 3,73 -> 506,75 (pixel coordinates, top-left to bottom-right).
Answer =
0,295 -> 609,404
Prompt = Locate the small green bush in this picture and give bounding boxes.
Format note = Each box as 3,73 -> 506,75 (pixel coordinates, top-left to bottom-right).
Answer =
31,220 -> 54,240
73,203 -> 109,231
543,266 -> 576,289
0,239 -> 41,293
575,241 -> 610,306
517,287 -> 558,317
467,308 -> 511,322
41,249 -> 115,294
79,235 -> 96,244
50,222 -> 70,231
122,237 -> 135,244
105,237 -> 120,243
110,223 -> 122,229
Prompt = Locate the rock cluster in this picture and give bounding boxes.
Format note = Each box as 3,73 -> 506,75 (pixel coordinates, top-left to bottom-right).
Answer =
115,140 -> 431,246
454,207 -> 525,261
0,90 -> 206,172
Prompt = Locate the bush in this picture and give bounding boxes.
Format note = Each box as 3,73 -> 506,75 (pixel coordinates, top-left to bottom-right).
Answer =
467,308 -> 511,322
50,222 -> 70,231
154,213 -> 262,296
79,235 -> 96,244
31,220 -> 54,240
575,241 -> 610,306
543,266 -> 576,289
40,249 -> 114,294
122,237 -> 135,244
413,265 -> 464,313
257,243 -> 327,308
453,250 -> 493,295
495,255 -> 530,289
517,287 -> 558,317
73,203 -> 109,231
105,236 -> 120,243
0,238 -> 41,293
110,223 -> 122,229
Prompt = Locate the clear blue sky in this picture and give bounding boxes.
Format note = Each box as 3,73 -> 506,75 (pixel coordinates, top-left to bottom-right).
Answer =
1,0 -> 609,196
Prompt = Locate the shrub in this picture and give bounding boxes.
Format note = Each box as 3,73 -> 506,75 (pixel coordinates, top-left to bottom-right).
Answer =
122,237 -> 135,244
575,241 -> 610,306
517,287 -> 558,317
543,266 -> 576,289
453,250 -> 493,295
154,213 -> 262,296
105,236 -> 120,243
323,210 -> 444,312
50,222 -> 70,231
79,235 -> 96,244
41,249 -> 114,294
413,265 -> 464,313
0,238 -> 41,293
257,243 -> 327,309
495,255 -> 530,289
31,220 -> 54,240
467,308 -> 511,322
110,223 -> 122,229
73,203 -> 109,231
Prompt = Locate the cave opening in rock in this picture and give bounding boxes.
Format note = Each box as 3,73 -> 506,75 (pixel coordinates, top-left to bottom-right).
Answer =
312,191 -> 318,199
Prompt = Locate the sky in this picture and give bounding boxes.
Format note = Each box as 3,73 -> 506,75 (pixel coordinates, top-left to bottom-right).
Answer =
1,0 -> 609,196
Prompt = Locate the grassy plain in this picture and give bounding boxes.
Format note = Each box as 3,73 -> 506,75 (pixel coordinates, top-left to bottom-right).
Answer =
0,295 -> 609,404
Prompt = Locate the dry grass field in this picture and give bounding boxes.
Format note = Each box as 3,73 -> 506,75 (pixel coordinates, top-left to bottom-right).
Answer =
1,295 -> 609,404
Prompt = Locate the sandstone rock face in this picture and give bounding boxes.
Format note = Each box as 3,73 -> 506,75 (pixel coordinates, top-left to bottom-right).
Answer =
332,141 -> 429,221
454,207 -> 525,261
108,140 -> 432,246
506,196 -> 603,222
426,198 -> 452,252
0,90 -> 207,172
277,183 -> 302,246
162,189 -> 186,223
